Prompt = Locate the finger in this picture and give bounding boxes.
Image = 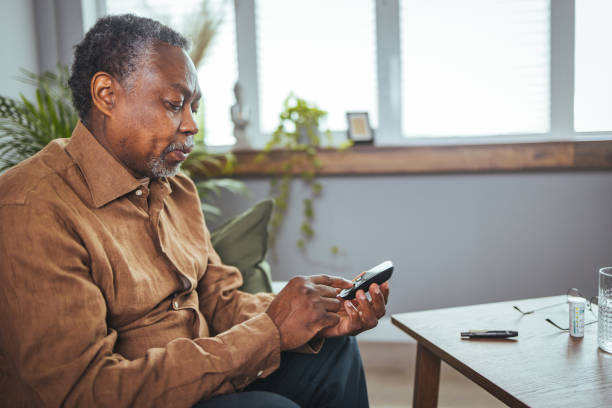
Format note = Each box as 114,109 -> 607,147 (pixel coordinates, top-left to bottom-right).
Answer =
310,274 -> 353,289
322,297 -> 342,312
380,282 -> 390,304
314,283 -> 340,298
344,301 -> 362,333
369,283 -> 387,318
355,290 -> 378,329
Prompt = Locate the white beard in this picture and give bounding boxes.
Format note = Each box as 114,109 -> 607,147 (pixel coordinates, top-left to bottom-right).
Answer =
145,136 -> 193,178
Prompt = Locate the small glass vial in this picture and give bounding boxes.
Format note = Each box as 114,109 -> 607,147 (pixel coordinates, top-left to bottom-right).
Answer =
568,296 -> 586,338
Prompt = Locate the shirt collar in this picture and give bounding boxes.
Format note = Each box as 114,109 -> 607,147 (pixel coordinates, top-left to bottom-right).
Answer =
66,121 -> 149,208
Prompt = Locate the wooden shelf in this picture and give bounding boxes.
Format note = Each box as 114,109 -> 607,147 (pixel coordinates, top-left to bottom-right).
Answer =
224,140 -> 612,177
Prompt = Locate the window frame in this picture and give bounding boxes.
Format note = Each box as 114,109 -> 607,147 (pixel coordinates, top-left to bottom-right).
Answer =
238,0 -> 612,148
100,0 -> 612,151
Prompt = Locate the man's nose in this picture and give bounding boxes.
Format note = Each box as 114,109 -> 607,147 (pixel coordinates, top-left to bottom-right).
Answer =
180,108 -> 199,136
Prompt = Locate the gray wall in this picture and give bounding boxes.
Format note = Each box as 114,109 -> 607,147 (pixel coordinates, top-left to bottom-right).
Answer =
207,171 -> 612,314
0,0 -> 85,99
34,0 -> 85,73
0,0 -> 39,99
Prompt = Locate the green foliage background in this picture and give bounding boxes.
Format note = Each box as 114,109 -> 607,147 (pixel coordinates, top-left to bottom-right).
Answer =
257,94 -> 351,253
0,67 -> 76,171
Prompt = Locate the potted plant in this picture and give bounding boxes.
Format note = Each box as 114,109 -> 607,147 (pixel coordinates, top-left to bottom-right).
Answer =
257,93 -> 351,253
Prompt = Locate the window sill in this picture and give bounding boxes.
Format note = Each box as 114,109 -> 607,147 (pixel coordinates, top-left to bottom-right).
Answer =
225,140 -> 612,177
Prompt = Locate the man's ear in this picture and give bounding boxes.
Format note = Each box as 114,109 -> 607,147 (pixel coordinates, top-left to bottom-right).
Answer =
90,72 -> 117,117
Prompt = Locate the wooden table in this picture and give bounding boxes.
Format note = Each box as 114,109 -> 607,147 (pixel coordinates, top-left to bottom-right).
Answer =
391,296 -> 612,407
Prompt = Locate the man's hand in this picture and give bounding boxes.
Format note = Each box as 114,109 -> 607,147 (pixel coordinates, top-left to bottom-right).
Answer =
265,275 -> 353,351
318,282 -> 389,338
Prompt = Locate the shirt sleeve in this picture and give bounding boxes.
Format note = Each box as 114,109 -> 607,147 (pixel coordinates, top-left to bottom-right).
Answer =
0,200 -> 281,408
197,224 -> 324,354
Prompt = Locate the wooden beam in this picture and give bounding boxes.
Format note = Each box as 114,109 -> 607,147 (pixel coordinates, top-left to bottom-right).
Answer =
196,140 -> 612,178
574,141 -> 612,169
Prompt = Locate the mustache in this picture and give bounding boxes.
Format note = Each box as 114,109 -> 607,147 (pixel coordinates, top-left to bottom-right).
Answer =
162,136 -> 194,155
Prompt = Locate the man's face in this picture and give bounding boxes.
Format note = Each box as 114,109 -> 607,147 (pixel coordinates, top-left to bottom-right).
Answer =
106,43 -> 201,178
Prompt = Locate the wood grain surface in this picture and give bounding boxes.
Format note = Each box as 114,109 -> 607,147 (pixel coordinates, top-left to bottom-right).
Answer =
392,296 -> 612,408
413,343 -> 441,407
225,140 -> 612,177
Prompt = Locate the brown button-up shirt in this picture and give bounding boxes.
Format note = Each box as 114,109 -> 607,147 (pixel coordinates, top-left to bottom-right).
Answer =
0,122 -> 283,407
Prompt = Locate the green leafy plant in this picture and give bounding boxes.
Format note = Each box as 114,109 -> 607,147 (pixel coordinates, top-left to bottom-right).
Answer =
181,147 -> 248,216
0,67 -> 77,171
0,66 -> 244,217
257,93 -> 351,253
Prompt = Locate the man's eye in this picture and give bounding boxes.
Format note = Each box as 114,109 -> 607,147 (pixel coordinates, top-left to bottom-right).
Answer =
167,101 -> 183,112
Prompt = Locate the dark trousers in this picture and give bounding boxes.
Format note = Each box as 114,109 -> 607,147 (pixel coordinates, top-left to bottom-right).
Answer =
193,336 -> 369,408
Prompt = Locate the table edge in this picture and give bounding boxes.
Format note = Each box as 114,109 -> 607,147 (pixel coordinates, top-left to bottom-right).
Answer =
391,315 -> 530,408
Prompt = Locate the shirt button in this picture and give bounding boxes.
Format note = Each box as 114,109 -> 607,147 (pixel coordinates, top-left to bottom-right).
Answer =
135,189 -> 143,196
173,300 -> 179,310
257,370 -> 263,377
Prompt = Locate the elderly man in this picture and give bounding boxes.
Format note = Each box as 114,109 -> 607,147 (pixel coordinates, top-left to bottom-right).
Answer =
0,14 -> 389,408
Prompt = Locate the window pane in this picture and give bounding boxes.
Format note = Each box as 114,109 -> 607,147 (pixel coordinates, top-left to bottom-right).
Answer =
257,0 -> 377,134
575,0 -> 612,132
401,0 -> 550,137
196,1 -> 238,145
105,0 -> 238,146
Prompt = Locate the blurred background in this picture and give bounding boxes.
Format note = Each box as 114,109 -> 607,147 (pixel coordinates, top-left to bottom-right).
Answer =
2,2 -> 612,405
2,0 -> 612,318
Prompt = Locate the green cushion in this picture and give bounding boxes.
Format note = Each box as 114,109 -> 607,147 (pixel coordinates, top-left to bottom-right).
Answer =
210,200 -> 274,294
242,259 -> 273,294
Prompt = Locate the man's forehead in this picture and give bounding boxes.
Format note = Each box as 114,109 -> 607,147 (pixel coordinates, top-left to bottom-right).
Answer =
169,82 -> 202,99
145,44 -> 200,97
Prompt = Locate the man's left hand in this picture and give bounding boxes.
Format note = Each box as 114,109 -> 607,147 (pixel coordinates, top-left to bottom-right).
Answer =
318,282 -> 389,338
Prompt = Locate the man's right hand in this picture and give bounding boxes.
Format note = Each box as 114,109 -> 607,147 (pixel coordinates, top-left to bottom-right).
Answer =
265,275 -> 353,351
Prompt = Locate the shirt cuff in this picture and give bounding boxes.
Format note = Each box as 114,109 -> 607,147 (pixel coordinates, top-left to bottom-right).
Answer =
219,312 -> 281,390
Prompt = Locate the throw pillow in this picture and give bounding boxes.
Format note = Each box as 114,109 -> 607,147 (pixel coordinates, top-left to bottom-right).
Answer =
210,199 -> 274,294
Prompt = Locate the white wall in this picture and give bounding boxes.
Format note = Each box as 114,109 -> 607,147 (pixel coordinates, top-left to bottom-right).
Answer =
0,0 -> 39,99
207,172 -> 612,315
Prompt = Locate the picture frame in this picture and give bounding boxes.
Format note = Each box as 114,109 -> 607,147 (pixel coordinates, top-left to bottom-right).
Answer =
346,112 -> 374,144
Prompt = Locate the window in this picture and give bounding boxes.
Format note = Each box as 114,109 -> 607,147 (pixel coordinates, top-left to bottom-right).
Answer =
101,0 -> 611,148
105,0 -> 238,146
400,0 -> 550,138
574,0 -> 612,132
256,0 -> 378,133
